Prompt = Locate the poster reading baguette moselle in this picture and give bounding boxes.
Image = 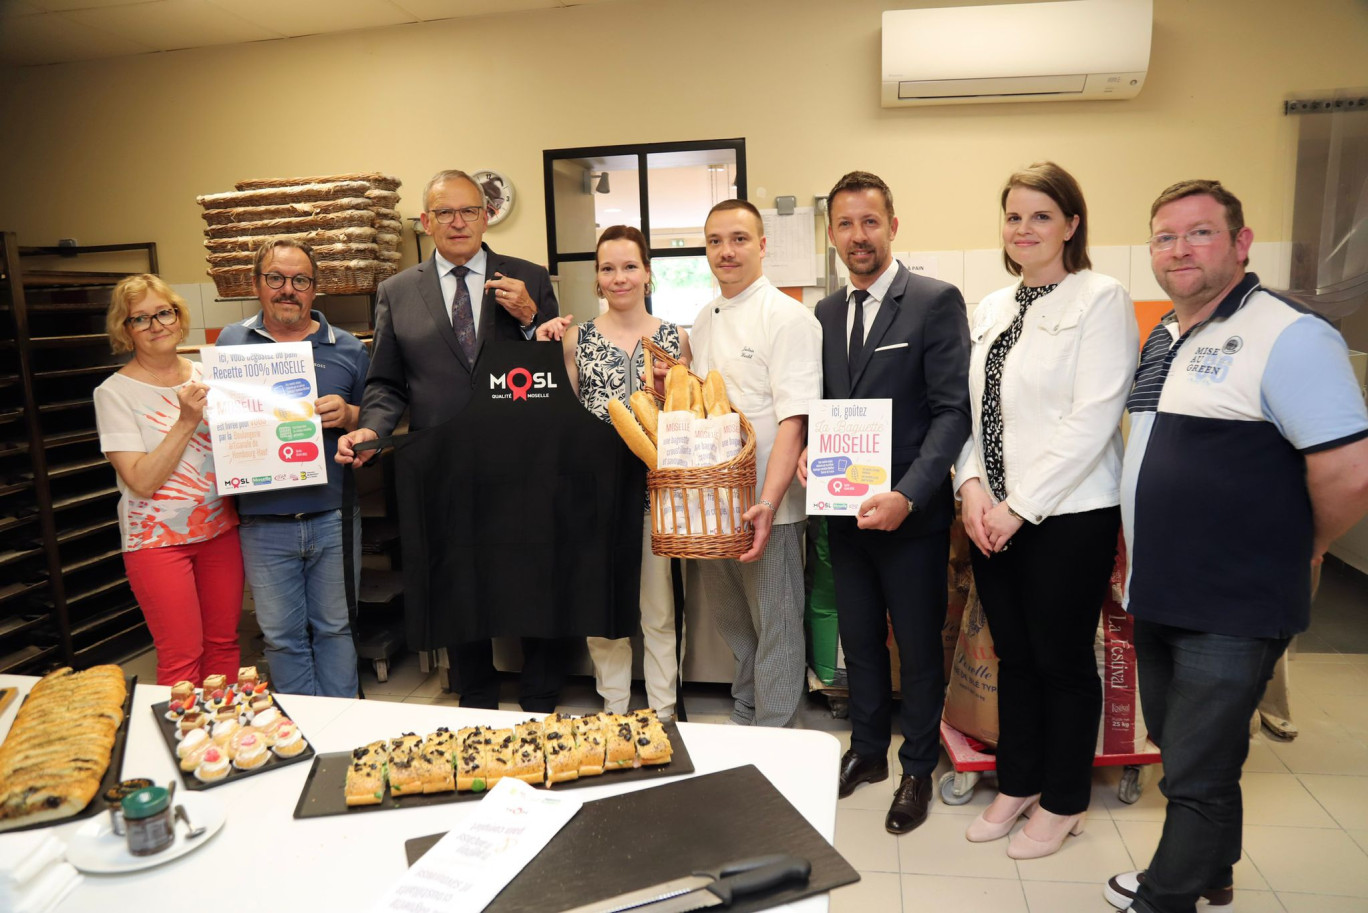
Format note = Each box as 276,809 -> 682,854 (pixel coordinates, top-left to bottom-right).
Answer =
203,342 -> 327,496
806,398 -> 893,516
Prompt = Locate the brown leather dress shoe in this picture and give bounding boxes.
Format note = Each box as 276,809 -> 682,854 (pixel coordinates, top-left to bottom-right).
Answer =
885,775 -> 931,834
837,749 -> 889,798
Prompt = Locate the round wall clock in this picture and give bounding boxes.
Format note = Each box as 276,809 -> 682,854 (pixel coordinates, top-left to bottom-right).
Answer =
473,169 -> 514,226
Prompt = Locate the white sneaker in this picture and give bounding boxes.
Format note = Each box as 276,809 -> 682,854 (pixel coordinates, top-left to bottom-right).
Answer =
1105,870 -> 1234,909
1105,872 -> 1142,910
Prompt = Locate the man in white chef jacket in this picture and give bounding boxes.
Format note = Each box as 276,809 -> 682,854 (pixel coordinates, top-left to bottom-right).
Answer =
686,199 -> 822,728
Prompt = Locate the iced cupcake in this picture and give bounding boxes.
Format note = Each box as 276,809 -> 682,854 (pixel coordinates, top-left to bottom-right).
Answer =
211,719 -> 241,749
271,722 -> 308,758
251,707 -> 282,736
180,743 -> 210,773
195,746 -> 231,782
177,728 -> 210,759
233,733 -> 269,770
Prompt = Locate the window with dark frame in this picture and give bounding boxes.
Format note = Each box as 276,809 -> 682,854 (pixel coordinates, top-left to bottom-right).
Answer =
543,138 -> 747,329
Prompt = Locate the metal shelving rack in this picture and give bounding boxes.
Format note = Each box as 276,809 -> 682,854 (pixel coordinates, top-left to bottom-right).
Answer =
0,232 -> 158,673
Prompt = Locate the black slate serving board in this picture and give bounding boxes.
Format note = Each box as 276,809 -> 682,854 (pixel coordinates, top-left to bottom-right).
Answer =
0,674 -> 137,834
149,695 -> 315,790
293,720 -> 694,818
404,764 -> 859,913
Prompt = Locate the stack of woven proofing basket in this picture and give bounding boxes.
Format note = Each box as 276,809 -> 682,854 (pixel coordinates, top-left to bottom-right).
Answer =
198,172 -> 403,298
641,337 -> 758,560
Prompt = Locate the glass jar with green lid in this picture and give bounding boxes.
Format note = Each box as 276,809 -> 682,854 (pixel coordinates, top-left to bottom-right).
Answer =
121,786 -> 174,856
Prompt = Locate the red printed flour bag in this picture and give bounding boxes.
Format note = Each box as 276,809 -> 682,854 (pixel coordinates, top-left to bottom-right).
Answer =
1095,535 -> 1148,755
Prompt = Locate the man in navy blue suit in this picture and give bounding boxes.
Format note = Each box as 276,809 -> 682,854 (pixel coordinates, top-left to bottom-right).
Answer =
808,171 -> 970,834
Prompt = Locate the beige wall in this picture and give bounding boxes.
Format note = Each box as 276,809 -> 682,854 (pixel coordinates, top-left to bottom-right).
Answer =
1,0 -> 1367,288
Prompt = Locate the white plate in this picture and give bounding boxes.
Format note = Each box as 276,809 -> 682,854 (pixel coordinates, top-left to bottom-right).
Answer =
65,790 -> 226,874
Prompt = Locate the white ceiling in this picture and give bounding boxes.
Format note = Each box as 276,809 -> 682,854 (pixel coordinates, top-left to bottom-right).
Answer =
0,0 -> 626,67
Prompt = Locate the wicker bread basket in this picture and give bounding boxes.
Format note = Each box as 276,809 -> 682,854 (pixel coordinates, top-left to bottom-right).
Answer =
203,210 -> 377,240
200,198 -> 372,227
235,173 -> 401,192
197,181 -> 373,210
365,189 -> 400,208
206,242 -> 381,268
204,227 -> 378,253
640,337 -> 757,559
208,258 -> 396,298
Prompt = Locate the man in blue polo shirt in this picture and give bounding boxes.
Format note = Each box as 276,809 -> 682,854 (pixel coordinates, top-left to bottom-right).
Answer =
218,239 -> 370,697
1105,180 -> 1368,913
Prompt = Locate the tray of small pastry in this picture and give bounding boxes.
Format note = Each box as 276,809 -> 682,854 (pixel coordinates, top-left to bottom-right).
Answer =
149,666 -> 314,790
293,709 -> 692,818
0,665 -> 137,833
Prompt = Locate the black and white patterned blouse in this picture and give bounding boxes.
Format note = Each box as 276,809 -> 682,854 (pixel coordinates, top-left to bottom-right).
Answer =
574,319 -> 682,423
981,282 -> 1058,502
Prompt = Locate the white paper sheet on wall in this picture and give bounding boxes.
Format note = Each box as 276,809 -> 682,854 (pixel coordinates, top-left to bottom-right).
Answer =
895,252 -> 940,280
760,206 -> 818,287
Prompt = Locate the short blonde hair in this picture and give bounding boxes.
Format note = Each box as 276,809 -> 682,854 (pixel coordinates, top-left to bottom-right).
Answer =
106,274 -> 190,353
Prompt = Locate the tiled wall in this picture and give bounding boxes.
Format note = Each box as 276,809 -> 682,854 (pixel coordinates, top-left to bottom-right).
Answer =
802,241 -> 1295,318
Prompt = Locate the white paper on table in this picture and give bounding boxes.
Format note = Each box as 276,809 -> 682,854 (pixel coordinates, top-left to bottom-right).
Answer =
202,342 -> 328,496
369,778 -> 581,913
760,207 -> 818,287
805,398 -> 894,516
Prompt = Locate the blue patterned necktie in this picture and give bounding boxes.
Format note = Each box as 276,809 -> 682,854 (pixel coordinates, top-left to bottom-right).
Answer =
450,265 -> 476,360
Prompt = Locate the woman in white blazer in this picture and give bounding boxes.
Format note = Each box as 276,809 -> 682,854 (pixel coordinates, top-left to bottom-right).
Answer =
954,162 -> 1139,858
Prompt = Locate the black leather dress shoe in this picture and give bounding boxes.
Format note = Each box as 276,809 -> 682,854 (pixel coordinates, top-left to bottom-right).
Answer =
885,775 -> 931,834
837,749 -> 889,798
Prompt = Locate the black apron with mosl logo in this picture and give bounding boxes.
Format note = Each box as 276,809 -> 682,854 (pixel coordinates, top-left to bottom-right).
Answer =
372,341 -> 644,648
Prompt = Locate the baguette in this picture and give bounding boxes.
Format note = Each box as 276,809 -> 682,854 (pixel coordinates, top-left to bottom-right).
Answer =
508,721 -> 546,785
629,709 -> 674,766
608,399 -> 657,468
663,365 -> 691,413
629,390 -> 659,444
541,713 -> 580,785
455,726 -> 494,792
701,370 -> 732,417
0,664 -> 125,832
572,715 -> 606,777
416,729 -> 457,794
344,741 -> 388,807
385,733 -> 425,797
601,713 -> 638,771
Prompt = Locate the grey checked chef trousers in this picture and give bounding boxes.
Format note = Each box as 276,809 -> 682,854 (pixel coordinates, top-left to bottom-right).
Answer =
697,521 -> 806,728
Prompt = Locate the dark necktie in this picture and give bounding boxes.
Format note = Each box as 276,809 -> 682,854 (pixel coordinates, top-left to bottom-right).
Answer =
450,265 -> 476,361
848,289 -> 871,384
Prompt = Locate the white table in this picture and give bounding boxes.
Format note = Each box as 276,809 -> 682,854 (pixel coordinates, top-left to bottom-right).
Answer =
0,676 -> 841,912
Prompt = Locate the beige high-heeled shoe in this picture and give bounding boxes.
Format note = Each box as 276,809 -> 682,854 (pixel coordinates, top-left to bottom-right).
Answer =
1006,811 -> 1086,859
965,793 -> 1040,842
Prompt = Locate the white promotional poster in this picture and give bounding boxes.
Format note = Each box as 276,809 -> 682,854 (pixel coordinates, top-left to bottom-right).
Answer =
805,398 -> 893,516
203,342 -> 327,497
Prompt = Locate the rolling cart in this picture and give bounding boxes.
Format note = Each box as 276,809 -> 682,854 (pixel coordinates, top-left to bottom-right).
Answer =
937,719 -> 1161,807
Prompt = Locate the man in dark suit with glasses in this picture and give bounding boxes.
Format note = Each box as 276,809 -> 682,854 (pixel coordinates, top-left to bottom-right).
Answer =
337,168 -> 568,711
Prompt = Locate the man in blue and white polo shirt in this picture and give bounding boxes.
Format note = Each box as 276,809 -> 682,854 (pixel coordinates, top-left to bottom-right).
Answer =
219,239 -> 370,698
1105,180 -> 1368,913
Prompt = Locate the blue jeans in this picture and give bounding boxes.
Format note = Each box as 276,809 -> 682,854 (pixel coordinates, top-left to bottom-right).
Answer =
1131,619 -> 1288,913
239,509 -> 359,698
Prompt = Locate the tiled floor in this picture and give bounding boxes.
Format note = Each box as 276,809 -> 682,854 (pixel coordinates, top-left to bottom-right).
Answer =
119,561 -> 1368,913
117,646 -> 1368,913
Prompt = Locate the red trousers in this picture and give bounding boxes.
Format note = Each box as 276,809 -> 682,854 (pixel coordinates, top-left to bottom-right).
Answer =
123,529 -> 244,686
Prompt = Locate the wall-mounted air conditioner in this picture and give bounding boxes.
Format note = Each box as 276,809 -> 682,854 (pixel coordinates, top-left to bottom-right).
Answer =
882,0 -> 1152,107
